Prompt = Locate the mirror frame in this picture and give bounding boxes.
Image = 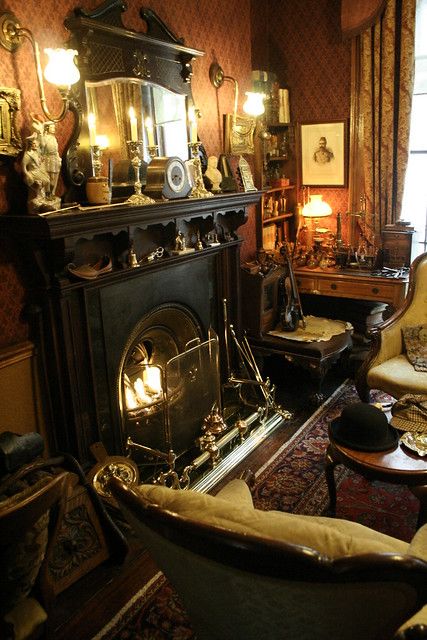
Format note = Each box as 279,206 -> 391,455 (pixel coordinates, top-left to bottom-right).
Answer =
63,0 -> 204,202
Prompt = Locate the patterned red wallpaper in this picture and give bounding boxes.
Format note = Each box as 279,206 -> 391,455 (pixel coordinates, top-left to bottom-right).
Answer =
257,0 -> 351,240
0,0 -> 351,348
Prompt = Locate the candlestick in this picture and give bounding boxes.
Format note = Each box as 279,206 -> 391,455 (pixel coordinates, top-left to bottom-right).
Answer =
90,144 -> 102,177
188,141 -> 213,199
145,117 -> 155,147
126,140 -> 156,206
129,107 -> 138,142
88,112 -> 97,146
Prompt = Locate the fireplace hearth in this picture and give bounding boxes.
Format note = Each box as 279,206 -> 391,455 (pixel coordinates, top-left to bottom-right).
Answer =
3,193 -> 285,485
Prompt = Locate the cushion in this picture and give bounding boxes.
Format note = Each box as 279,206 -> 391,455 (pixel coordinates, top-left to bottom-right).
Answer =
214,478 -> 254,506
402,324 -> 427,372
0,477 -> 51,616
137,482 -> 409,559
407,523 -> 427,560
367,354 -> 427,398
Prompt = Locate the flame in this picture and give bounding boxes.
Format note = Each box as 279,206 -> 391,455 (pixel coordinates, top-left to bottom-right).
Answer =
134,377 -> 150,404
125,366 -> 163,411
125,385 -> 139,410
143,366 -> 162,395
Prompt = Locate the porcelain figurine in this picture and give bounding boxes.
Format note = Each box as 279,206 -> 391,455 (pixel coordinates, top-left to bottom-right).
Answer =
22,134 -> 53,214
204,156 -> 222,193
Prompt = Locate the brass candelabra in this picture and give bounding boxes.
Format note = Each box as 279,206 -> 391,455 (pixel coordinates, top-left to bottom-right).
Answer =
126,140 -> 155,206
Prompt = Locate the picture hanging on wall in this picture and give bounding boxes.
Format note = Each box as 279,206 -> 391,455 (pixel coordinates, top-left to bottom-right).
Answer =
223,114 -> 256,155
300,120 -> 347,186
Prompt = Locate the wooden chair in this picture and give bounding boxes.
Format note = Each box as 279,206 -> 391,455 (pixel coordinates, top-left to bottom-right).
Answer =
108,476 -> 427,640
0,468 -> 69,640
356,251 -> 427,402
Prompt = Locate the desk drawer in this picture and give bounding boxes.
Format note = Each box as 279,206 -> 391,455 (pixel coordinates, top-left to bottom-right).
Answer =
317,278 -> 395,302
296,276 -> 316,293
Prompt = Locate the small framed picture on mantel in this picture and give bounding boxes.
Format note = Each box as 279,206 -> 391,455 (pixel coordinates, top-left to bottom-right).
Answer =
299,120 -> 347,187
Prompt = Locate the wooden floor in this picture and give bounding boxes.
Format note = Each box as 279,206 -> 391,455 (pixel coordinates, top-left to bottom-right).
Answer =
50,357 -> 348,639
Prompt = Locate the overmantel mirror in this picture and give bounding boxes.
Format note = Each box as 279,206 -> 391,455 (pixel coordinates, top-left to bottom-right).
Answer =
63,0 -> 204,202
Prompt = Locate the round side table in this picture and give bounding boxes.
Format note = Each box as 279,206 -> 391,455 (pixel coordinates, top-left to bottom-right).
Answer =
325,425 -> 427,529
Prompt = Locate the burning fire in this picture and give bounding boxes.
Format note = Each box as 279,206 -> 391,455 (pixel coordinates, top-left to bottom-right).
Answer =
124,365 -> 163,411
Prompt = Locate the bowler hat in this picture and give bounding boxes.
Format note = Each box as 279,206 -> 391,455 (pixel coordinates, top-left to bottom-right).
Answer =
330,402 -> 399,452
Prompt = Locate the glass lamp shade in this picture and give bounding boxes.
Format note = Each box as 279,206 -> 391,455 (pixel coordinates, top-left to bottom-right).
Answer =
44,48 -> 80,88
302,194 -> 332,218
95,134 -> 109,150
243,91 -> 265,117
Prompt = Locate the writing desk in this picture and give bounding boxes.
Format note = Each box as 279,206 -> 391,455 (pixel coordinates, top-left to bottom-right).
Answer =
295,267 -> 408,310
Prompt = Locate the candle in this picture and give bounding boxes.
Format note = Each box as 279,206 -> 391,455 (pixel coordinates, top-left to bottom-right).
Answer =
188,106 -> 197,143
129,107 -> 138,142
88,112 -> 97,146
145,117 -> 155,146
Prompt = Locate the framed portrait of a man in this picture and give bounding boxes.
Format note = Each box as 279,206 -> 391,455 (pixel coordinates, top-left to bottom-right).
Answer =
300,120 -> 347,186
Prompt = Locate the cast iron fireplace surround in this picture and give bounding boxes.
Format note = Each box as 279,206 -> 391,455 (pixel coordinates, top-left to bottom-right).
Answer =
1,193 -> 260,469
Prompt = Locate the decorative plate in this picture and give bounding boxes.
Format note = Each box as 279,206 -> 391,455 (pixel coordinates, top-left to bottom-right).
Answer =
400,432 -> 427,456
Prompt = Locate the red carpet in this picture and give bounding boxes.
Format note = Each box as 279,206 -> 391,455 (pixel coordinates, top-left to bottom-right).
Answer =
95,380 -> 419,640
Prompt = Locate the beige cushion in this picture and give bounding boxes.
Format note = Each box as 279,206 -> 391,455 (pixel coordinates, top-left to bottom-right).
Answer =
367,354 -> 427,399
138,482 -> 409,559
215,478 -> 254,506
408,523 -> 427,560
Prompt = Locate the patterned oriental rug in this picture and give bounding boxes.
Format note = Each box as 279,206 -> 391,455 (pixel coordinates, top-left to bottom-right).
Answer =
94,380 -> 419,640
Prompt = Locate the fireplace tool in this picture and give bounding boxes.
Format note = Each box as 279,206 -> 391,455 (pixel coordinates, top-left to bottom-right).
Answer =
222,298 -> 292,421
125,439 -> 182,489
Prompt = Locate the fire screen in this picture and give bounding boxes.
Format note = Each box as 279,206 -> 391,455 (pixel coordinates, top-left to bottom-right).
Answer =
119,304 -> 221,474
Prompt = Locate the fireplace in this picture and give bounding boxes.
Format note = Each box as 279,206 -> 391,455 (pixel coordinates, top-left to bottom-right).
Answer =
2,193 -> 290,488
119,304 -> 221,470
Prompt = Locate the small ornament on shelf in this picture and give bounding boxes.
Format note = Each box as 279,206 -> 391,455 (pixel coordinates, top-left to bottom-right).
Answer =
188,141 -> 214,199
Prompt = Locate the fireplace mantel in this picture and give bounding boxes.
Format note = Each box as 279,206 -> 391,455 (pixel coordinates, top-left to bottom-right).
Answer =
1,191 -> 261,468
2,192 -> 260,241
1,191 -> 260,279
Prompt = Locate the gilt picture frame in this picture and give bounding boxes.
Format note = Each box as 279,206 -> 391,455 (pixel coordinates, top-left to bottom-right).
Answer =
300,120 -> 347,187
223,113 -> 256,155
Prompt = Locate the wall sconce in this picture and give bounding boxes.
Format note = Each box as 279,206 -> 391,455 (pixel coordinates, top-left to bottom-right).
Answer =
209,63 -> 265,120
209,62 -> 265,155
243,91 -> 265,117
0,11 -> 79,122
209,62 -> 239,122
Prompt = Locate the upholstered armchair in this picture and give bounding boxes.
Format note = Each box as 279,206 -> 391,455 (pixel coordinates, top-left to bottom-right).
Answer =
0,469 -> 69,640
356,252 -> 427,402
108,476 -> 427,640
